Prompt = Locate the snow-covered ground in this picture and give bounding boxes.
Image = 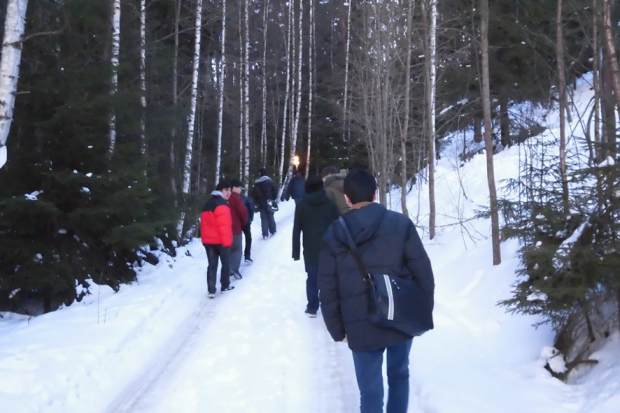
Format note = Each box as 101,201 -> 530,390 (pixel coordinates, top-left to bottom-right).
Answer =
1,74 -> 619,412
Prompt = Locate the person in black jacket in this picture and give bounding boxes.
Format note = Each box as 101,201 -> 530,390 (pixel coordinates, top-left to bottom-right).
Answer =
318,168 -> 434,413
292,176 -> 340,317
240,188 -> 255,263
251,168 -> 279,239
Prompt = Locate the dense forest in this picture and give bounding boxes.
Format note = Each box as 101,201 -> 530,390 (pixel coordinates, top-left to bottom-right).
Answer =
1,0 -> 619,380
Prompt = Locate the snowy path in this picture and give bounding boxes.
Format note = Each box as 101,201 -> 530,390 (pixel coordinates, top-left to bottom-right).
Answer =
103,202 -> 358,413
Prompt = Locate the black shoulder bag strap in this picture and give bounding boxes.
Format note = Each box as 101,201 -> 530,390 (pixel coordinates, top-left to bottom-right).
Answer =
338,217 -> 372,284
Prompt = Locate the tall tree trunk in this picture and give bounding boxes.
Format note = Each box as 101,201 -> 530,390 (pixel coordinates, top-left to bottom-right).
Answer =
499,89 -> 510,148
281,0 -> 303,198
215,0 -> 226,182
557,0 -> 569,213
401,0 -> 414,216
593,0 -> 601,163
480,0 -> 502,265
278,0 -> 293,188
342,0 -> 352,143
0,0 -> 28,169
306,0 -> 315,179
238,2 -> 244,180
181,0 -> 203,194
109,0 -> 121,157
602,58 -> 616,151
140,0 -> 147,157
243,0 -> 250,188
170,0 -> 181,198
474,113 -> 483,143
261,0 -> 269,168
602,0 -> 620,121
422,0 -> 437,238
601,0 -> 619,156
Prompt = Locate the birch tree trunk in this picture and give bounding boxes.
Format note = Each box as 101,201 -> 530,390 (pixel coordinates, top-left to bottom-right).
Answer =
239,3 -> 244,180
556,0 -> 569,213
0,0 -> 28,169
601,0 -> 620,126
278,0 -> 293,188
281,0 -> 303,198
401,0 -> 414,216
140,0 -> 147,157
181,0 -> 203,194
109,0 -> 121,156
243,0 -> 250,188
480,0 -> 502,265
261,0 -> 269,168
306,0 -> 315,179
592,0 -> 601,162
342,0 -> 352,143
422,0 -> 437,238
215,0 -> 226,182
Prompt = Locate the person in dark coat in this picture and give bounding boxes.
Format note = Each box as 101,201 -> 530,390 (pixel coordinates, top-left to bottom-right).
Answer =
284,171 -> 306,204
318,168 -> 434,413
240,188 -> 255,263
201,181 -> 237,298
252,168 -> 279,239
321,165 -> 350,214
292,175 -> 340,317
229,180 -> 249,279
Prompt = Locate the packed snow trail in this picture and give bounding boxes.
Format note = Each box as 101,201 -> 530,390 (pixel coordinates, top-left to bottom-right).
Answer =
104,201 -> 359,413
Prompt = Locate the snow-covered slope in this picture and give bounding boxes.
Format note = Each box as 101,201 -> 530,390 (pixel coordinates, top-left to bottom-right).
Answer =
1,73 -> 619,413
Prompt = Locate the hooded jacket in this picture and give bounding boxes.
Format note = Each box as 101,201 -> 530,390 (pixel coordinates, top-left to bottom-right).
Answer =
323,174 -> 350,214
318,203 -> 434,352
292,188 -> 340,271
252,175 -> 278,211
200,191 -> 233,247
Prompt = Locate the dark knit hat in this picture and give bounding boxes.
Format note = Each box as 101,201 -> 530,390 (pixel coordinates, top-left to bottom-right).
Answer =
230,179 -> 243,188
216,180 -> 231,191
259,168 -> 268,177
305,175 -> 323,193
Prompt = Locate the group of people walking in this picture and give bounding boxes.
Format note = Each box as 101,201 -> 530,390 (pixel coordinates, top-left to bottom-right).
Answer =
200,164 -> 435,413
199,168 -> 279,298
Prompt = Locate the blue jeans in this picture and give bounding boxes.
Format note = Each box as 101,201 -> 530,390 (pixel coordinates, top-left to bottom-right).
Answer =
306,267 -> 319,313
259,209 -> 276,237
352,339 -> 413,413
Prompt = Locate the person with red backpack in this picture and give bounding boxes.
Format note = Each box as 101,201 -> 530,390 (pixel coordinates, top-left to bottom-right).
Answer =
201,181 -> 236,298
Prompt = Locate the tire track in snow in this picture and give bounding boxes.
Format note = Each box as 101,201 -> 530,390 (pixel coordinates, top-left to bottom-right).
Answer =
102,203 -> 305,413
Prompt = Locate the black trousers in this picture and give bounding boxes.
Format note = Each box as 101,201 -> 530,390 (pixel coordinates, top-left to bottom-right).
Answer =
204,244 -> 231,294
242,223 -> 252,259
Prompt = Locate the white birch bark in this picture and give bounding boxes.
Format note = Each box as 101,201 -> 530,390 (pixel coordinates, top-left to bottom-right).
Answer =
109,0 -> 121,156
140,0 -> 147,156
215,0 -> 226,182
260,0 -> 269,168
281,0 -> 303,197
291,0 -> 303,163
278,0 -> 293,187
181,0 -> 203,194
243,0 -> 250,187
238,6 -> 244,180
342,0 -> 352,143
306,0 -> 315,179
428,0 -> 437,238
0,0 -> 28,169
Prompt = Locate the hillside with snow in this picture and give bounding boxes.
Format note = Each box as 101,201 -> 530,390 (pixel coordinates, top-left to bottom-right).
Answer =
1,74 -> 619,413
